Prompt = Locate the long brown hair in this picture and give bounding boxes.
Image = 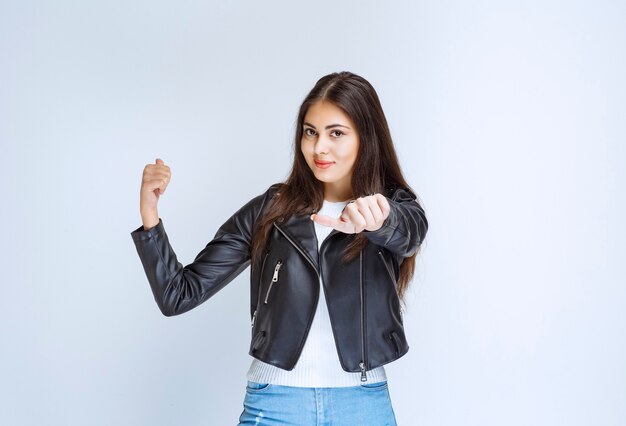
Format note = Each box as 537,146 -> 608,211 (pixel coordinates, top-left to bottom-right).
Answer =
250,71 -> 424,303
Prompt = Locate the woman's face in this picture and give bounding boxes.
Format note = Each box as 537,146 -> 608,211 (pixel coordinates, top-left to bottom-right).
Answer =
300,100 -> 360,201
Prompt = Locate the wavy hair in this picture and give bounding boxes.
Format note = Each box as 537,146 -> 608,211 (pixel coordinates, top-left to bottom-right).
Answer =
250,71 -> 425,303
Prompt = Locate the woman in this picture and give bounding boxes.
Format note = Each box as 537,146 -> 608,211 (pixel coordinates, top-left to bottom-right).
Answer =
131,71 -> 428,425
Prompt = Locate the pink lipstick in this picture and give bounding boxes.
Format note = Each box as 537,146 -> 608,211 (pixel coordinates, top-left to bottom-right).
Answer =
314,160 -> 334,169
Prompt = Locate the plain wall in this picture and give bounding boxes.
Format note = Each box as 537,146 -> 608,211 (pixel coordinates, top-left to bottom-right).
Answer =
1,1 -> 624,425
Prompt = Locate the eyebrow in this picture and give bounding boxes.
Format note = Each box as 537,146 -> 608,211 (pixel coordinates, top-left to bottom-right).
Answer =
303,121 -> 351,130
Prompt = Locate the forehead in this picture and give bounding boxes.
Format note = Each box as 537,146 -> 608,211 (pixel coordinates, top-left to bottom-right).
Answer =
304,101 -> 352,124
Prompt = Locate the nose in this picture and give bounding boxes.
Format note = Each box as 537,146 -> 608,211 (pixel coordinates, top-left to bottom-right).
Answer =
313,135 -> 331,155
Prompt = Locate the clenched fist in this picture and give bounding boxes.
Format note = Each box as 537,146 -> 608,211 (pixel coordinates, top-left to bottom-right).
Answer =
310,193 -> 390,234
139,158 -> 171,230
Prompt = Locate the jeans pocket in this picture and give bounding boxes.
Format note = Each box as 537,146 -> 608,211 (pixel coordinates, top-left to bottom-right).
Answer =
359,380 -> 388,391
246,381 -> 271,392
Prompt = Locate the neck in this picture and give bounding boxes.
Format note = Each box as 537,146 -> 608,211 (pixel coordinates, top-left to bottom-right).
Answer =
323,181 -> 353,202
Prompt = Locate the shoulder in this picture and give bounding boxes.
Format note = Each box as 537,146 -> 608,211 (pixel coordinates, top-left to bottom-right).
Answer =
244,182 -> 284,205
267,182 -> 285,197
242,182 -> 285,219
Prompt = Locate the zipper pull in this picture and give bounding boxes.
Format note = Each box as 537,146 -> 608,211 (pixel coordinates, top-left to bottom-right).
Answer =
359,361 -> 367,382
272,261 -> 282,282
251,309 -> 257,327
263,261 -> 283,304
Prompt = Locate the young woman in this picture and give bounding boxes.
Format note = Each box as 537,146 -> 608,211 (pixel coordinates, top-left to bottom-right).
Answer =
131,71 -> 428,425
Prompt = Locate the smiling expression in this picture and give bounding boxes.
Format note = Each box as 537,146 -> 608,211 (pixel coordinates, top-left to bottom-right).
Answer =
300,101 -> 360,201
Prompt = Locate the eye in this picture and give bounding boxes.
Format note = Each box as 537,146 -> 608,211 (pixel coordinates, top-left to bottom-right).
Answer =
330,130 -> 344,138
304,128 -> 316,137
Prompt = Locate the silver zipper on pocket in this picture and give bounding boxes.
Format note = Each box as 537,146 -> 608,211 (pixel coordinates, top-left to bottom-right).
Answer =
263,260 -> 283,304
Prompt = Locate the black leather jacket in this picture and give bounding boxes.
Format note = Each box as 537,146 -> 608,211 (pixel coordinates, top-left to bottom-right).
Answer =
130,183 -> 428,381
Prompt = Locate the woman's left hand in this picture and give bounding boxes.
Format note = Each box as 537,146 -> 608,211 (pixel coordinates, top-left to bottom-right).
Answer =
310,194 -> 390,234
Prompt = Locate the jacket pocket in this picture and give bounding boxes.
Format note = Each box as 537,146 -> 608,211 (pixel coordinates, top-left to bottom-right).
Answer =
389,330 -> 401,357
263,259 -> 283,304
377,249 -> 396,286
251,250 -> 270,328
378,249 -> 403,324
251,330 -> 266,352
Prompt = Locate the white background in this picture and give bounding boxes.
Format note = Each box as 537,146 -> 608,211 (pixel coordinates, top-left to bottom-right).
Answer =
1,1 -> 624,425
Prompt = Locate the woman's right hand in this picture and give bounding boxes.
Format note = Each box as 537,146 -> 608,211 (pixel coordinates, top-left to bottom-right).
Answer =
139,158 -> 171,230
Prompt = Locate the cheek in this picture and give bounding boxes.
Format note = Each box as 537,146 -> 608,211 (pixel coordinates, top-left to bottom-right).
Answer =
340,141 -> 359,161
301,143 -> 315,165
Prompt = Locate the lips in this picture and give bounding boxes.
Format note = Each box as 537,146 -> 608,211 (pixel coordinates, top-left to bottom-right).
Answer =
314,160 -> 334,169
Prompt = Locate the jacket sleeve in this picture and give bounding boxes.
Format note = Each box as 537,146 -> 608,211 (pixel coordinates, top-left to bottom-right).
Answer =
130,187 -> 272,317
362,187 -> 428,258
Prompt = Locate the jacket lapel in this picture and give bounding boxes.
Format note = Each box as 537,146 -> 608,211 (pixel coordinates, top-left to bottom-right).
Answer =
273,214 -> 321,274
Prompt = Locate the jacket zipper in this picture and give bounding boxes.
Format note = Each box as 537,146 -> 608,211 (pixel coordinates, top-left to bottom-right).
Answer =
251,250 -> 270,328
378,249 -> 396,285
274,221 -> 366,378
359,250 -> 367,382
273,222 -> 324,370
263,260 -> 283,304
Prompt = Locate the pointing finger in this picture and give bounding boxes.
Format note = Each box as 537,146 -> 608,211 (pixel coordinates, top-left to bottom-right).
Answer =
311,213 -> 356,234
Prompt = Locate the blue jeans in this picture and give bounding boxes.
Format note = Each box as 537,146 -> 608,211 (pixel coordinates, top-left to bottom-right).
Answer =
237,380 -> 397,425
